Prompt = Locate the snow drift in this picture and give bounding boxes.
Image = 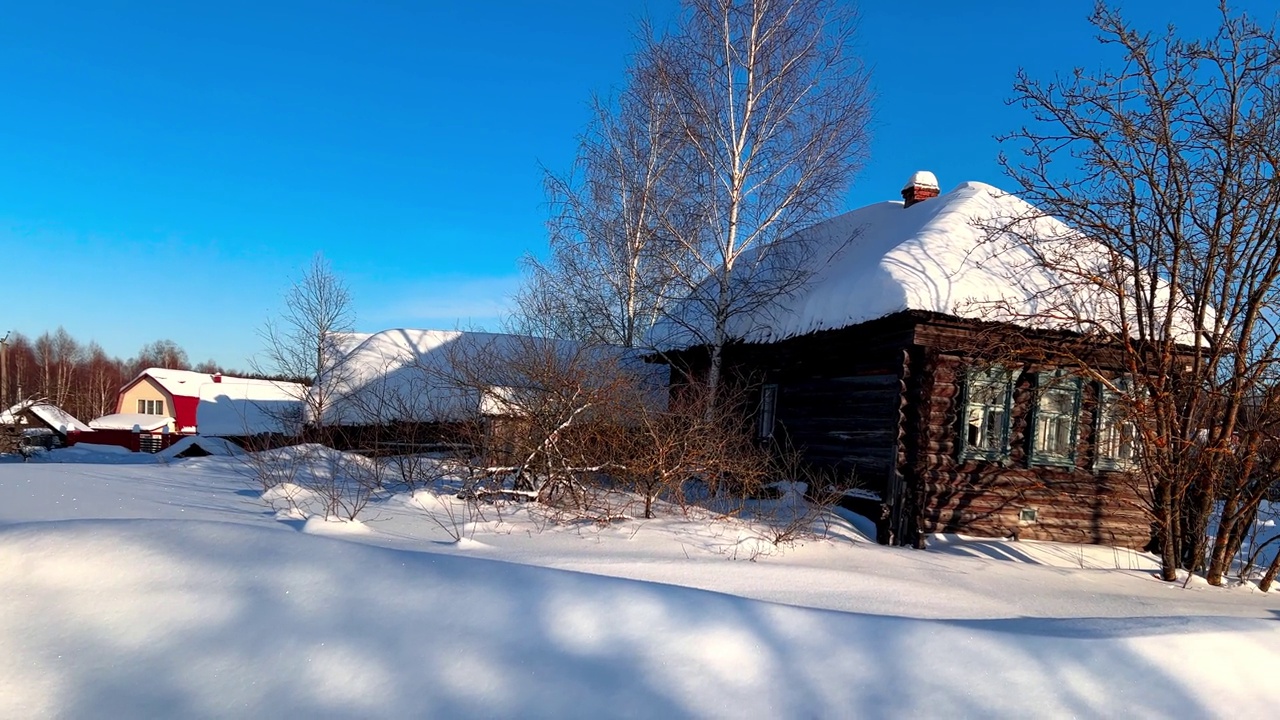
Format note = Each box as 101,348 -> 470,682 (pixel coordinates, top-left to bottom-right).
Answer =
3,519 -> 1278,719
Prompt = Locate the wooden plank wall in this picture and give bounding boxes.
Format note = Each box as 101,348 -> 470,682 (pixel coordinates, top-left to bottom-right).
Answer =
910,351 -> 1152,549
727,322 -> 916,502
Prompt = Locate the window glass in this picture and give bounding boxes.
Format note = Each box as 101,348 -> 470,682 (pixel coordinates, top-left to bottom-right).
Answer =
963,367 -> 1013,458
758,384 -> 777,439
1097,379 -> 1138,469
136,399 -> 165,415
1031,372 -> 1081,464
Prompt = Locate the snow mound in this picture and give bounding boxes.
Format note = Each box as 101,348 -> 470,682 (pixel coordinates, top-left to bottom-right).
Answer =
300,516 -> 372,535
254,443 -> 376,471
927,533 -> 1162,571
3,519 -> 1280,718
260,482 -> 318,504
57,443 -> 134,458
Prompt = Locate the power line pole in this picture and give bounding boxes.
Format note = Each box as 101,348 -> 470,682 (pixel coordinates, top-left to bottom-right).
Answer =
0,331 -> 9,408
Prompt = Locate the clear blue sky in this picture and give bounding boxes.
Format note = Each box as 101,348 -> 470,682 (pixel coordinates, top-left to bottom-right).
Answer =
2,1 -> 1274,369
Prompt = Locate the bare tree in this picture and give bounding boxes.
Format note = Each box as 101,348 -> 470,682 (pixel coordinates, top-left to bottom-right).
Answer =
996,3 -> 1280,584
256,254 -> 356,432
515,41 -> 696,348
647,0 -> 873,407
131,339 -> 190,374
83,342 -> 125,419
0,329 -> 137,421
33,328 -> 83,408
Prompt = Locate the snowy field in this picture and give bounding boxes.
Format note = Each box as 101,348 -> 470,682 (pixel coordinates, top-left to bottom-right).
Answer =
2,445 -> 1280,718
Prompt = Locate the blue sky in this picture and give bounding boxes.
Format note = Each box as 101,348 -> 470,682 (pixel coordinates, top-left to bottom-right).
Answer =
2,1 -> 1274,369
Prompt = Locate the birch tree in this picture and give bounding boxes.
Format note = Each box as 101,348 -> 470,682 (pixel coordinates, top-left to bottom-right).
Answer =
651,0 -> 873,405
997,3 -> 1280,584
516,41 -> 694,348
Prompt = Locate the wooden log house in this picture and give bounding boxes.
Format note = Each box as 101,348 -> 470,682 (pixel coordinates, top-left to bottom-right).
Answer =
653,173 -> 1153,549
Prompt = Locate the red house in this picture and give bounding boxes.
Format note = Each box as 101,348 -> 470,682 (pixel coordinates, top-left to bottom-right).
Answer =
84,368 -> 306,452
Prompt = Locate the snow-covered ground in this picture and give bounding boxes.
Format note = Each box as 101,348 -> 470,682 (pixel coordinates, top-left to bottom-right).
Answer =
2,446 -> 1279,718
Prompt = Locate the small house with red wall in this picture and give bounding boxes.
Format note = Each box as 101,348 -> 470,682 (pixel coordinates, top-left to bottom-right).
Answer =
84,368 -> 306,452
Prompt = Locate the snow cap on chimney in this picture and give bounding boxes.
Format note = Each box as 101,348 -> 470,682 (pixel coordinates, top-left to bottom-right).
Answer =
901,171 -> 940,208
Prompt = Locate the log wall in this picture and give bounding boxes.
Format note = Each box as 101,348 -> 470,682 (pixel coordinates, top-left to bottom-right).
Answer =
668,311 -> 1154,550
723,319 -> 917,501
910,350 -> 1152,550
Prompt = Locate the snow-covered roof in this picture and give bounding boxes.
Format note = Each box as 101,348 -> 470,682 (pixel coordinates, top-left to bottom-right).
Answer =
90,413 -> 173,432
156,435 -> 247,459
196,377 -> 307,436
123,368 -> 307,435
316,329 -> 663,425
131,368 -> 220,398
0,401 -> 93,434
651,180 -> 1199,349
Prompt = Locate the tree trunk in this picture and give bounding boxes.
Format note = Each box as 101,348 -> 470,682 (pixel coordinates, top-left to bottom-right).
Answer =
1259,549 -> 1280,592
1206,492 -> 1243,586
1157,480 -> 1179,581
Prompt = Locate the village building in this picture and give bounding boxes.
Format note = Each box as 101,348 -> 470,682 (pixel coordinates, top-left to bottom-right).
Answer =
85,368 -> 306,452
0,400 -> 93,450
313,328 -> 662,455
651,174 -> 1178,550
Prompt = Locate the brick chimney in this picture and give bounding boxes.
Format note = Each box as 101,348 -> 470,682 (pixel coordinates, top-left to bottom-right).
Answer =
901,171 -> 940,208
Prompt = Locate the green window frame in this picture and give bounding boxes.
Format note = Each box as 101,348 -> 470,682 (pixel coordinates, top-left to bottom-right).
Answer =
959,366 -> 1015,461
1095,378 -> 1138,471
1029,370 -> 1082,466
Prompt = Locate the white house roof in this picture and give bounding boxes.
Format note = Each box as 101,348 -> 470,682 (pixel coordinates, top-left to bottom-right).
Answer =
90,413 -> 173,432
131,368 -> 219,398
316,329 -> 662,425
130,367 -> 301,400
196,378 -> 307,436
650,180 -> 1199,349
0,401 -> 93,433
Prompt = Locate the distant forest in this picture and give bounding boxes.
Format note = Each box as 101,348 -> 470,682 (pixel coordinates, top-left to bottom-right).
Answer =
0,328 -> 300,423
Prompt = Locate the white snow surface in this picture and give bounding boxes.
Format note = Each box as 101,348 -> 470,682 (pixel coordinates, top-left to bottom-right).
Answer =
902,170 -> 938,190
0,400 -> 93,433
89,413 -> 173,432
196,377 -> 306,436
2,448 -> 1279,718
651,181 -> 1200,349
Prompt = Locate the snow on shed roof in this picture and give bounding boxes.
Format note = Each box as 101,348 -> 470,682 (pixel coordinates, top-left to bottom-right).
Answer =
0,401 -> 93,433
650,180 -> 1199,349
196,378 -> 307,437
90,413 -> 173,432
317,329 -> 663,425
